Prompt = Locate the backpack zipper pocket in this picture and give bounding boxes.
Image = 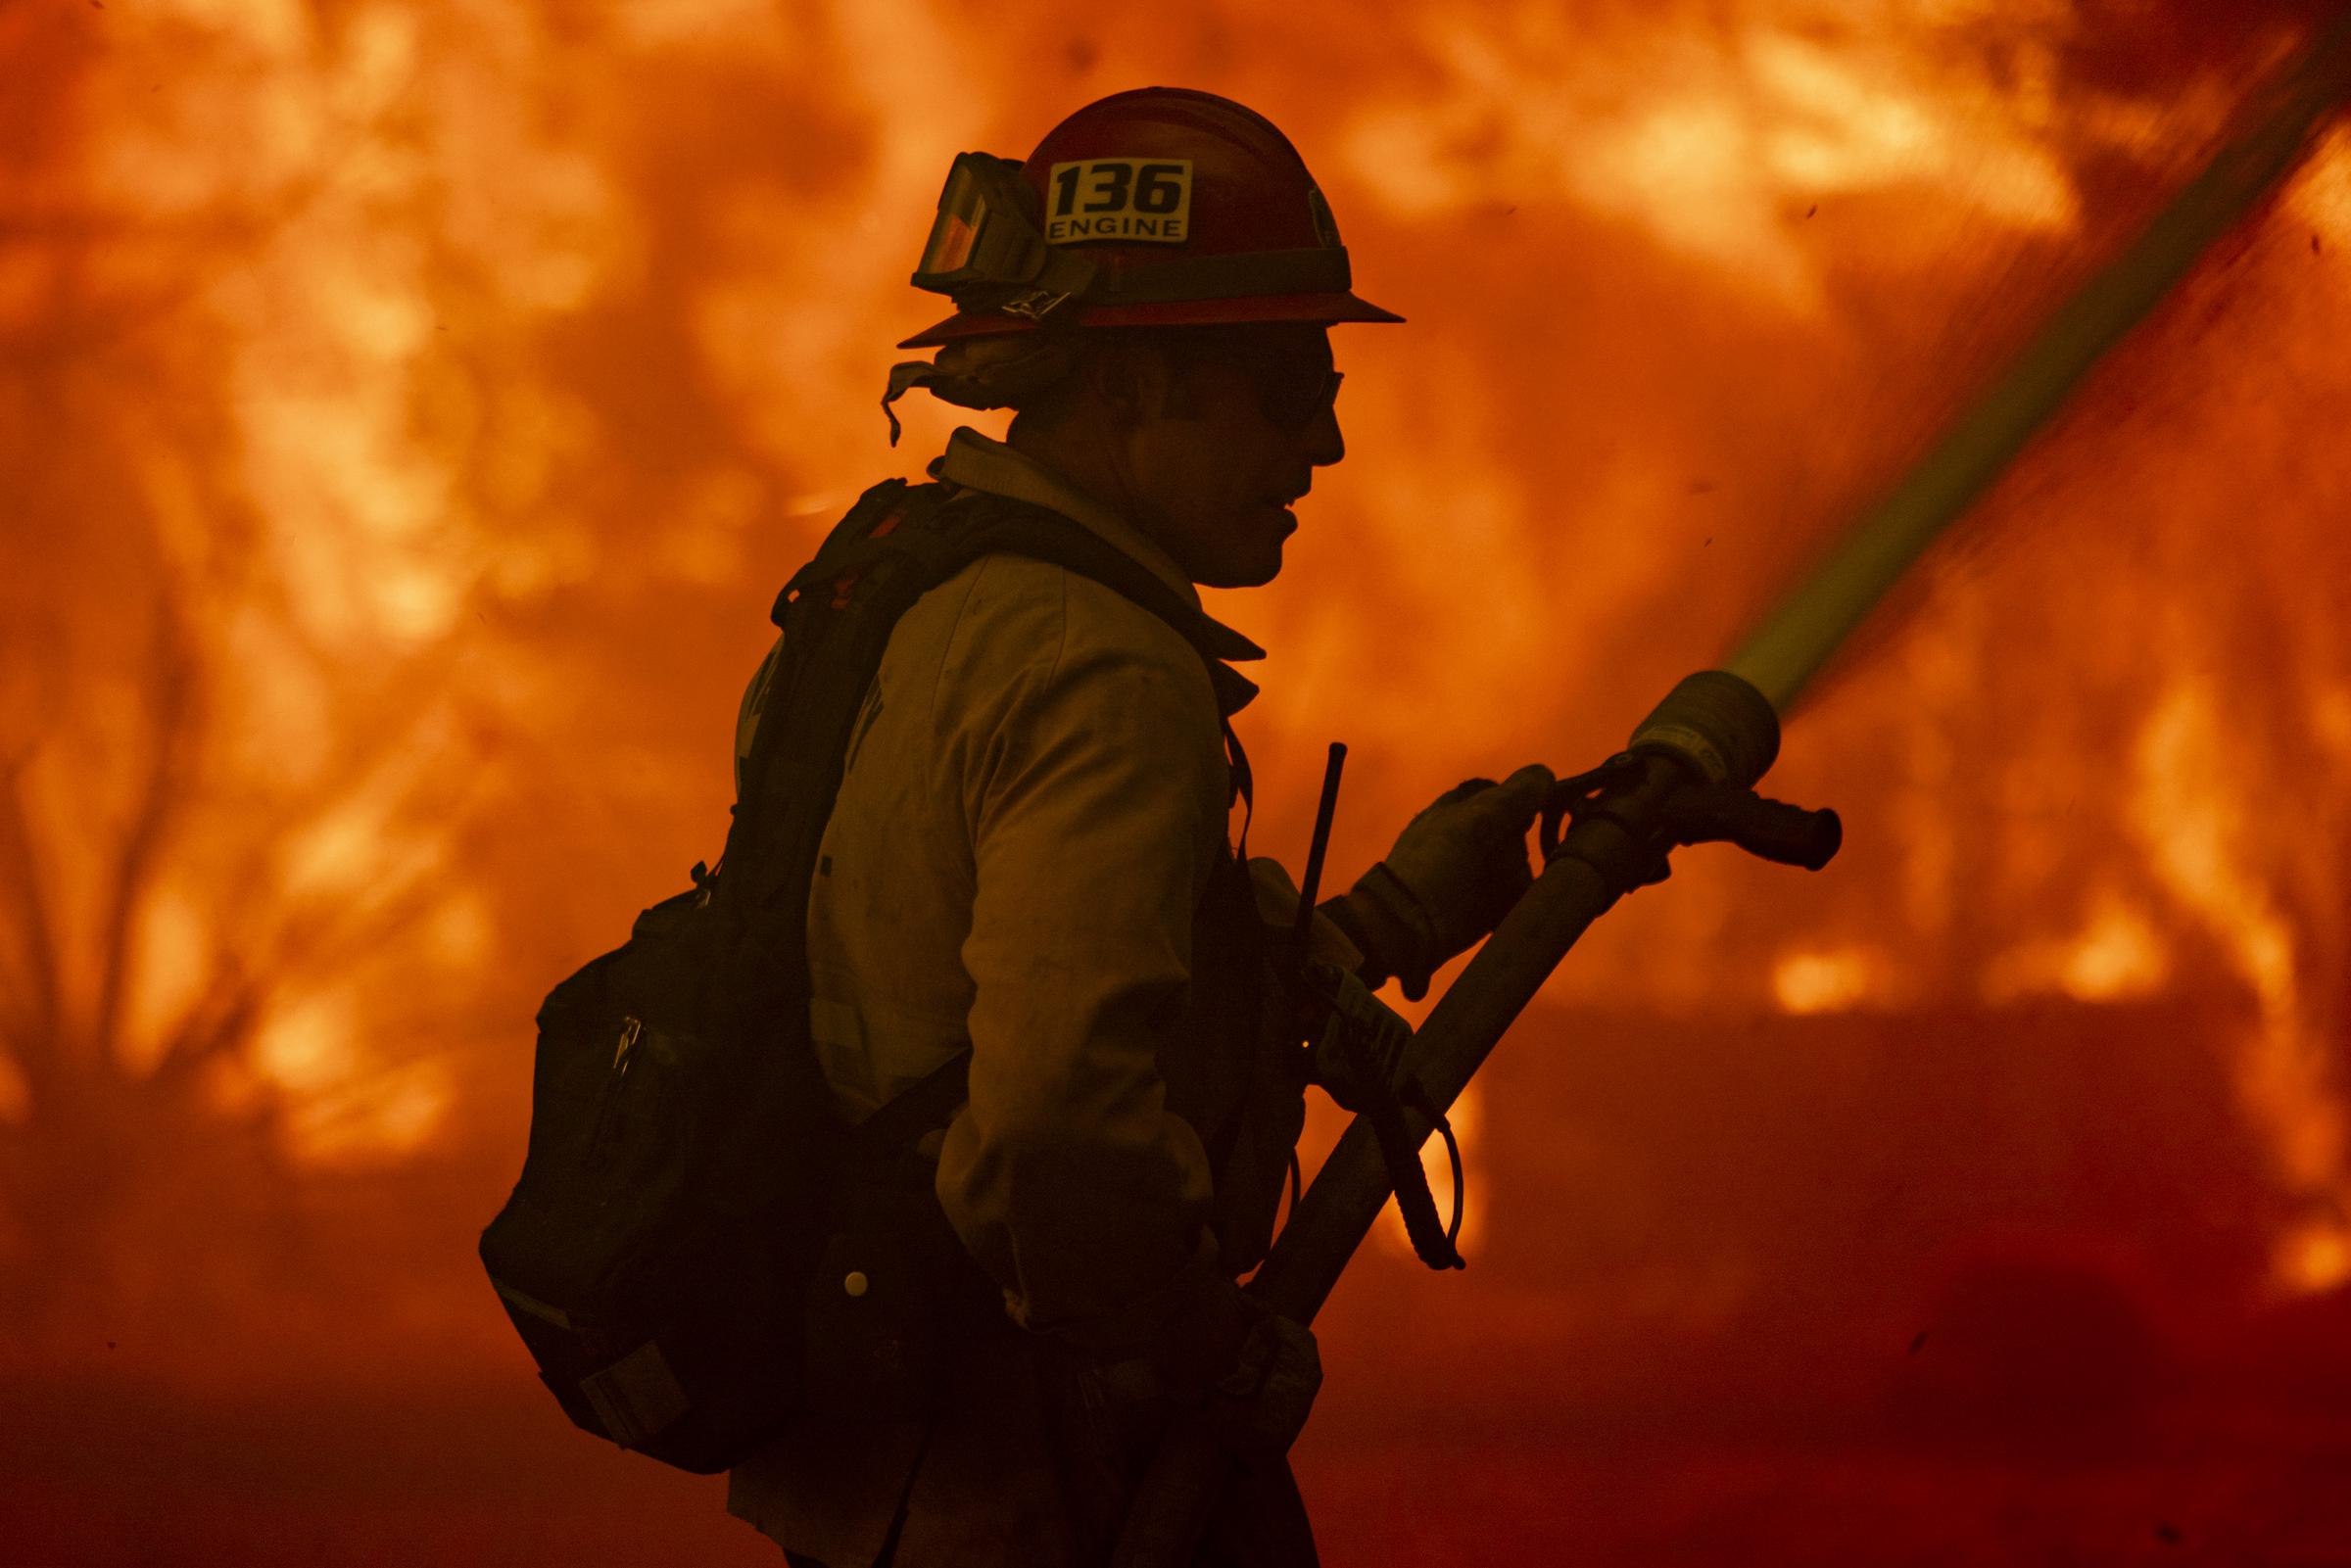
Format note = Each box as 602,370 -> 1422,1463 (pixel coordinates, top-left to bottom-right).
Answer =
585,1016 -> 644,1166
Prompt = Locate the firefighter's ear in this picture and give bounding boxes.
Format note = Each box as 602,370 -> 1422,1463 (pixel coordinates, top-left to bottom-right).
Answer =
1088,336 -> 1179,431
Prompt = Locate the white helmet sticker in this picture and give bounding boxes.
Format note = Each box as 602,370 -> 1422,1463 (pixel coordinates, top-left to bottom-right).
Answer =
1045,159 -> 1194,244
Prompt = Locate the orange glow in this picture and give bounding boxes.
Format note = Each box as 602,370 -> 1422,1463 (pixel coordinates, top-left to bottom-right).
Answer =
0,0 -> 2335,1203
1771,948 -> 1887,1014
2133,680 -> 2350,1289
1981,896 -> 2168,1003
9,9 -> 2351,1562
2281,1221 -> 2351,1294
4,0 -> 2340,1202
1339,6 -> 2092,309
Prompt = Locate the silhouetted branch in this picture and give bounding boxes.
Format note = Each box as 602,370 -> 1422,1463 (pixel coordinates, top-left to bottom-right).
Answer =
148,961 -> 263,1095
89,597 -> 200,1070
0,756 -> 68,1093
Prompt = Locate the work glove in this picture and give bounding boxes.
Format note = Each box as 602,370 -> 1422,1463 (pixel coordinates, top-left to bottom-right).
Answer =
1341,764 -> 1555,1001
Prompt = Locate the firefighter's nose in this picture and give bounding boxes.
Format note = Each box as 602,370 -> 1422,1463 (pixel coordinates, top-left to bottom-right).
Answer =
1302,404 -> 1344,468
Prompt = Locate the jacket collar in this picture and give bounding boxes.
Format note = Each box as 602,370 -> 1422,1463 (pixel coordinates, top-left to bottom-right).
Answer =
929,427 -> 1267,670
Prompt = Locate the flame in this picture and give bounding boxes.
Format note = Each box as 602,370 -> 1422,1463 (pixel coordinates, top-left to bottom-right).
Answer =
1981,896 -> 2168,1004
1771,947 -> 1889,1015
8,0 -> 2351,1367
2135,681 -> 2351,1291
254,991 -> 453,1164
2281,1222 -> 2351,1295
1341,2 -> 2092,309
2290,121 -> 2351,246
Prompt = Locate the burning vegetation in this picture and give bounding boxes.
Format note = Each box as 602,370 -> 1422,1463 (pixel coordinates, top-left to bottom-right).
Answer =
3,1 -> 2350,1562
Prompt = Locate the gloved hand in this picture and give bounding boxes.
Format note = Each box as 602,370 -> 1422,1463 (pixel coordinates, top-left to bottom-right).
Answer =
1340,764 -> 1554,1001
1083,1267 -> 1322,1463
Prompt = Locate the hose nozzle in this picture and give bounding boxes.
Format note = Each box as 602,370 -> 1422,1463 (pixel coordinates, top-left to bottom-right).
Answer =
1628,670 -> 1781,787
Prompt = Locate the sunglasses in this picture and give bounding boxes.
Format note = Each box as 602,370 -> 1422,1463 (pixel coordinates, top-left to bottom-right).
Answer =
1159,327 -> 1343,431
1255,367 -> 1344,431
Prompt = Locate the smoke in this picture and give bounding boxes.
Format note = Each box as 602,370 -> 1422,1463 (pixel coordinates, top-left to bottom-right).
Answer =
5,1 -> 2351,1561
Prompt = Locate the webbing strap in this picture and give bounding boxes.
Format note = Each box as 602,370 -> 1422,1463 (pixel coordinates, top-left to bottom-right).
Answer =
949,501 -> 1262,719
856,1049 -> 972,1152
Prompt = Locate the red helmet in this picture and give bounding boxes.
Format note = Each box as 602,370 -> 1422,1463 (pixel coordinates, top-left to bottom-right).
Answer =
898,87 -> 1403,349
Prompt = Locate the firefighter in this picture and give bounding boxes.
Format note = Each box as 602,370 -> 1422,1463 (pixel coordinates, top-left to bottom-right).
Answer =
725,87 -> 1553,1567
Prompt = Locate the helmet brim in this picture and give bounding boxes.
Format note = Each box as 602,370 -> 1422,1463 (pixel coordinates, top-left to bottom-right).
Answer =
895,290 -> 1405,349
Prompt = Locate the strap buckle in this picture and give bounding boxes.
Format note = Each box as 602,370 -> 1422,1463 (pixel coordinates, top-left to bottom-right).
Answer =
1000,287 -> 1073,321
1295,960 -> 1466,1269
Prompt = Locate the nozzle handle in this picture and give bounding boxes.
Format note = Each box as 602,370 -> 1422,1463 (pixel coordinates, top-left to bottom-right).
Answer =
1718,794 -> 1842,871
1652,781 -> 1841,871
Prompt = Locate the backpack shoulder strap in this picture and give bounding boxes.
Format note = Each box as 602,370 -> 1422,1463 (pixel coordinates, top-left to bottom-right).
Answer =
854,1051 -> 972,1152
933,487 -> 1264,720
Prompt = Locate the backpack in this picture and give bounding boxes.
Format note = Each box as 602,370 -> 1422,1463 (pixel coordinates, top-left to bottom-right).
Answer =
477,477 -> 1280,1474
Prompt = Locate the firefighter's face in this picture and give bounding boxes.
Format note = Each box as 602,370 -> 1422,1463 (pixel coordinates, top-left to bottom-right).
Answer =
1120,326 -> 1346,589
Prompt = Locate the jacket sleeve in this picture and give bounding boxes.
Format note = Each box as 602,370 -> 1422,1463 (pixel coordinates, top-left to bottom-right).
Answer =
933,572 -> 1229,1339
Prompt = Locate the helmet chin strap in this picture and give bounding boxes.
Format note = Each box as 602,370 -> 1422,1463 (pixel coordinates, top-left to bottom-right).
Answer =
878,331 -> 1087,446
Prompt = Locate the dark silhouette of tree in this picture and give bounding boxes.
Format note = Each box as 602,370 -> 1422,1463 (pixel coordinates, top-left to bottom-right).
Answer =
0,0 -> 869,1357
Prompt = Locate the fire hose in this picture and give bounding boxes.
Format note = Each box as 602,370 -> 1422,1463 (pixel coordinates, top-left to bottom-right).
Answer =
1112,12 -> 2351,1566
